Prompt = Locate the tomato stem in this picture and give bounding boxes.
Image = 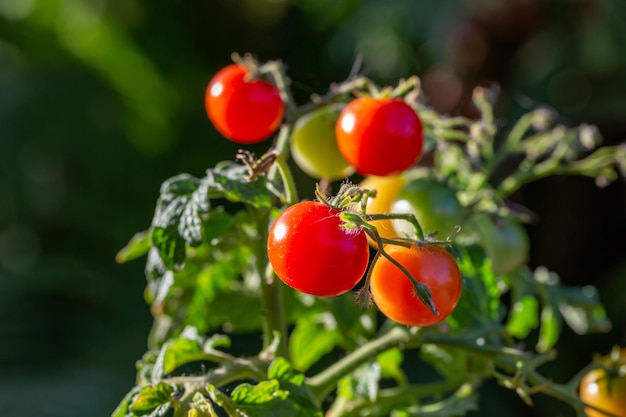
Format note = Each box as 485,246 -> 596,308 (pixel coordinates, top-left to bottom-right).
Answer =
251,208 -> 290,360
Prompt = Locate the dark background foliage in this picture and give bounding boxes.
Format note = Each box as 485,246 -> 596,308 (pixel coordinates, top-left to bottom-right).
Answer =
0,1 -> 624,416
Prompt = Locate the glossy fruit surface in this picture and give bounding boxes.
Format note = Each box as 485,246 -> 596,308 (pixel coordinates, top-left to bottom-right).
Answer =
290,104 -> 354,180
335,97 -> 424,176
471,213 -> 529,276
369,243 -> 462,327
579,348 -> 626,417
391,178 -> 465,240
205,64 -> 284,144
267,201 -> 369,297
359,174 -> 407,242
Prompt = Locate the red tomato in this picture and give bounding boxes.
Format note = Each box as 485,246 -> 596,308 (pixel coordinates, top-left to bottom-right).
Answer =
267,201 -> 370,297
369,244 -> 462,327
335,97 -> 424,176
205,64 -> 284,144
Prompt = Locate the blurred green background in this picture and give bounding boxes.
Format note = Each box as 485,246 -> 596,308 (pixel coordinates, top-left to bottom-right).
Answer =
1,1 -> 625,416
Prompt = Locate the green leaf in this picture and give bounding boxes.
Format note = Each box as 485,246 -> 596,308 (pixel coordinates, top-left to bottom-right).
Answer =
376,348 -> 407,386
337,361 -> 381,402
289,314 -> 338,372
152,226 -> 187,271
129,383 -> 174,416
162,334 -> 204,375
230,380 -> 295,417
151,173 -> 210,270
112,386 -> 142,417
207,161 -> 273,209
506,294 -> 539,339
536,305 -> 561,353
393,383 -> 478,417
268,357 -> 321,415
449,244 -> 505,329
268,357 -> 305,386
192,392 -> 220,417
420,344 -> 469,380
116,230 -> 152,264
558,285 -> 611,334
202,207 -> 235,242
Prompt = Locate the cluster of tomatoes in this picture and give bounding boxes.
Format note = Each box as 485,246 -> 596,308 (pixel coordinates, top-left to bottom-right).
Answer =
204,62 -> 527,327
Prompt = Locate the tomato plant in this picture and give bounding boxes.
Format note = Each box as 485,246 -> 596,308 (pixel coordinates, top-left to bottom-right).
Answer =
113,55 -> 626,417
267,201 -> 369,297
579,347 -> 626,417
205,63 -> 284,144
335,97 -> 424,176
290,104 -> 354,180
359,174 -> 407,242
369,243 -> 462,327
470,213 -> 530,276
391,177 -> 466,239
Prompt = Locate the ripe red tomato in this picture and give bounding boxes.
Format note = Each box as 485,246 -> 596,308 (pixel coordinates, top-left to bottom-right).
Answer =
205,64 -> 284,144
290,104 -> 354,180
267,201 -> 370,297
579,347 -> 626,417
369,244 -> 462,327
335,97 -> 424,176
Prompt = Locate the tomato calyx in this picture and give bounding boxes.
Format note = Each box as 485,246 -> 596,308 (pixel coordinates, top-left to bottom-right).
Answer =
314,181 -> 458,317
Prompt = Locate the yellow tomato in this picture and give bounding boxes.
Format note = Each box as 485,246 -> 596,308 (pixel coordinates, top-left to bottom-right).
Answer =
359,174 -> 407,245
579,347 -> 626,417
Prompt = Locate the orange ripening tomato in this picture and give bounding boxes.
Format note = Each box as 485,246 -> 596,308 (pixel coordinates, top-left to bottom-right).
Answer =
579,347 -> 626,417
205,64 -> 284,144
369,244 -> 462,327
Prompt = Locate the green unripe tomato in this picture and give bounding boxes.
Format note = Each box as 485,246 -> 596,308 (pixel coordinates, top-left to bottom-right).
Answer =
290,104 -> 355,180
391,178 -> 466,239
471,213 -> 530,276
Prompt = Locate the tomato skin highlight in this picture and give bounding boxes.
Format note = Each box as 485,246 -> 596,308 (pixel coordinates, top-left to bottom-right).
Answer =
290,104 -> 354,180
205,64 -> 284,144
336,97 -> 424,176
267,201 -> 370,297
579,348 -> 626,417
369,244 -> 462,327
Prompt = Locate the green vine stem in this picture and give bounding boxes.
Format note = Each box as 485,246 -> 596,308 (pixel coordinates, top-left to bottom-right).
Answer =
307,325 -> 416,401
251,208 -> 289,359
327,377 -> 475,417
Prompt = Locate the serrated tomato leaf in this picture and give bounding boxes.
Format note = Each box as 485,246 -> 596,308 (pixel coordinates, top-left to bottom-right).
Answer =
268,358 -> 321,414
129,383 -> 174,416
230,380 -> 295,417
207,161 -> 273,209
151,226 -> 187,271
111,386 -> 141,417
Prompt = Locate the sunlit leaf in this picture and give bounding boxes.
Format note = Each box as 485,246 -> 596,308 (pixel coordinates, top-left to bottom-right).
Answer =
116,230 -> 152,264
230,380 -> 295,417
207,161 -> 273,209
289,314 -> 337,372
129,383 -> 174,416
376,348 -> 406,386
506,294 -> 539,339
537,305 -> 561,353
